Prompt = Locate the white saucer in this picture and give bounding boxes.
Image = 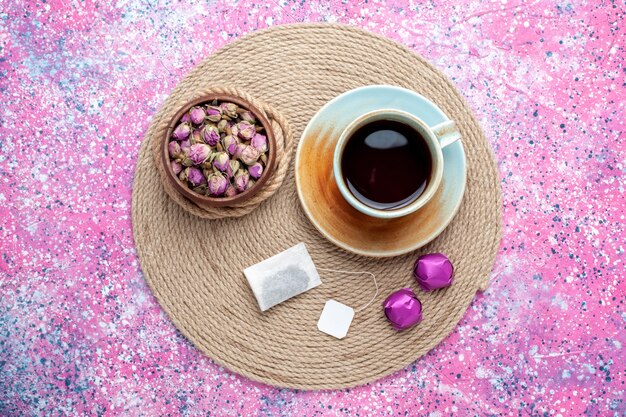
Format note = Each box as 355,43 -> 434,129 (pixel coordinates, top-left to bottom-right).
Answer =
295,85 -> 467,257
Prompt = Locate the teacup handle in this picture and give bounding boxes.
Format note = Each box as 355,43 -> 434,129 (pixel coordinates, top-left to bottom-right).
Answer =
431,120 -> 461,149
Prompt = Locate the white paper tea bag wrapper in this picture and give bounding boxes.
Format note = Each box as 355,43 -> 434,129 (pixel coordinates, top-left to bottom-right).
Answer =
244,243 -> 321,311
317,300 -> 355,339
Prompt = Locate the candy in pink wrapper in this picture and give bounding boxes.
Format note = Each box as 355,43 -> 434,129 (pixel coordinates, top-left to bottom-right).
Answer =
414,253 -> 454,291
383,288 -> 422,331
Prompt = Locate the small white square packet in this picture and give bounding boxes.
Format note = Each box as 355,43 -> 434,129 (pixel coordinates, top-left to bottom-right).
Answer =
243,243 -> 322,311
317,300 -> 355,339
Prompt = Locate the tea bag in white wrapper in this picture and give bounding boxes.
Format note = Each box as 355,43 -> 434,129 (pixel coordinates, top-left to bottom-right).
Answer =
244,243 -> 322,311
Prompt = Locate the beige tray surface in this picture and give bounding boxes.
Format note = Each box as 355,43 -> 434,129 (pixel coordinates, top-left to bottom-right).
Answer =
131,24 -> 502,390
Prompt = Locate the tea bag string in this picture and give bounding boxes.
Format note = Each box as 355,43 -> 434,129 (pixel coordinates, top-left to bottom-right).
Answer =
317,268 -> 379,313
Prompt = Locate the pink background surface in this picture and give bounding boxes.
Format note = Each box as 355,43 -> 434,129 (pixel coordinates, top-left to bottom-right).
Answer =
1,0 -> 625,415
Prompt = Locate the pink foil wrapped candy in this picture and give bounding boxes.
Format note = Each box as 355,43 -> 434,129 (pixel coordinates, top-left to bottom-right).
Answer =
414,253 -> 454,291
383,288 -> 423,331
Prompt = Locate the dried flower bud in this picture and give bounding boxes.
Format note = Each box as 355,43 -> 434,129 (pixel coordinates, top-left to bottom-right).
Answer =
180,139 -> 191,152
220,102 -> 238,119
190,107 -> 206,125
233,143 -> 247,160
181,157 -> 194,167
238,110 -> 256,124
237,121 -> 256,140
212,151 -> 230,172
227,159 -> 240,178
229,122 -> 239,137
201,124 -> 220,146
178,168 -> 188,182
180,113 -> 191,123
170,160 -> 182,175
234,169 -> 250,192
217,119 -> 228,133
186,167 -> 206,187
172,123 -> 191,141
207,172 -> 228,196
248,162 -> 264,179
251,133 -> 268,153
240,145 -> 260,166
206,106 -> 222,122
222,134 -> 239,156
260,153 -> 267,165
245,178 -> 256,190
413,253 -> 454,291
190,130 -> 204,145
189,144 -> 212,165
168,141 -> 183,159
192,185 -> 208,195
224,185 -> 238,197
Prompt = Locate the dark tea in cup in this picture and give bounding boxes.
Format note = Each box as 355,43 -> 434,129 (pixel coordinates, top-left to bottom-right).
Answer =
341,119 -> 432,210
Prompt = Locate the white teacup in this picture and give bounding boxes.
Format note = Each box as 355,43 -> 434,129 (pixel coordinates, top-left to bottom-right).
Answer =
333,109 -> 461,219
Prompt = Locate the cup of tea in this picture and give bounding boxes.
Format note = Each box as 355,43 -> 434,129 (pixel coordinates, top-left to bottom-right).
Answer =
333,109 -> 461,219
